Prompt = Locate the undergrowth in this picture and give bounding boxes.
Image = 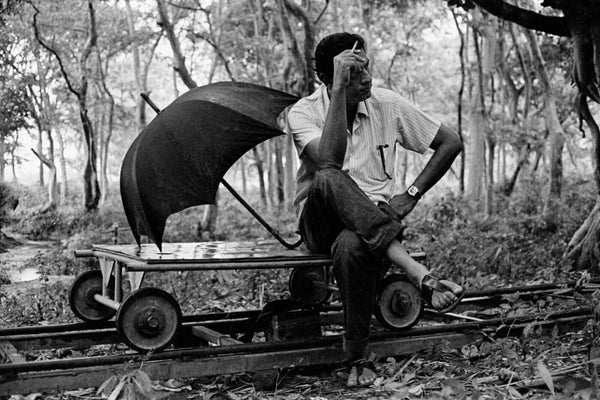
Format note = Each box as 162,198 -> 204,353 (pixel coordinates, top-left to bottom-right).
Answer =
0,179 -> 596,325
1,179 -> 599,399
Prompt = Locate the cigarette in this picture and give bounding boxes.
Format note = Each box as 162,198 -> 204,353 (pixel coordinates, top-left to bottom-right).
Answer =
351,41 -> 359,52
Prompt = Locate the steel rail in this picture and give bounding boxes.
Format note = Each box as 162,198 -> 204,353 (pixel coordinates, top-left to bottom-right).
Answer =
0,306 -> 344,337
0,331 -> 482,396
0,280 -> 593,339
0,307 -> 591,374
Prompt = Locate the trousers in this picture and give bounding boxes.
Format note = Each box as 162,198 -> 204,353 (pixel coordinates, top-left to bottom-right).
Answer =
298,168 -> 404,359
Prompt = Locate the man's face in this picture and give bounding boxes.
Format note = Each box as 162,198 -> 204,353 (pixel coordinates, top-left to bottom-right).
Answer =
345,48 -> 372,104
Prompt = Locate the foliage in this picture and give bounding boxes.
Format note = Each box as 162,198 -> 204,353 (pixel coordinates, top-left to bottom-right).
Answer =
0,279 -> 73,326
405,179 -> 597,287
0,74 -> 29,154
11,183 -> 128,241
0,180 -> 17,228
1,178 -> 600,399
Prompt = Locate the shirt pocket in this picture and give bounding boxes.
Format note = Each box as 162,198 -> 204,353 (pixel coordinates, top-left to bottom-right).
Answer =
373,143 -> 394,181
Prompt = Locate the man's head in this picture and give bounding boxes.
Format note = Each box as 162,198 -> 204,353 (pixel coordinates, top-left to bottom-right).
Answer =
314,32 -> 366,85
314,32 -> 372,104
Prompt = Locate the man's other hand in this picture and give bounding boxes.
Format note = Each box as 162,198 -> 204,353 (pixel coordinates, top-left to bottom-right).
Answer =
389,193 -> 418,220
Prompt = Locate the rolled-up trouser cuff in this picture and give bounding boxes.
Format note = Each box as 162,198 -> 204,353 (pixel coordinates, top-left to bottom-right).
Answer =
369,219 -> 405,261
343,336 -> 369,360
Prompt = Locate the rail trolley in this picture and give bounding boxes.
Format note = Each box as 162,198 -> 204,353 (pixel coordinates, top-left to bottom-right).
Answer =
68,83 -> 428,353
71,241 -> 426,353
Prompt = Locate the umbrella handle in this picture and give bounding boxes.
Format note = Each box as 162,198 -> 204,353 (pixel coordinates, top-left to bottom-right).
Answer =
141,92 -> 161,114
220,179 -> 303,250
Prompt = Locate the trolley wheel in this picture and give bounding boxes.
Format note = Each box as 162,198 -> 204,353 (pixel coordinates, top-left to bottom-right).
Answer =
375,274 -> 423,330
116,288 -> 182,353
69,270 -> 116,322
288,266 -> 331,307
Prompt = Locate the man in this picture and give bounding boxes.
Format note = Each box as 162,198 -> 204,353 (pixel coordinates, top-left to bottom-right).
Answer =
286,32 -> 464,387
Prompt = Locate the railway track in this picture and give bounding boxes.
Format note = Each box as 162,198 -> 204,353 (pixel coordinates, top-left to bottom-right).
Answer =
0,281 -> 597,395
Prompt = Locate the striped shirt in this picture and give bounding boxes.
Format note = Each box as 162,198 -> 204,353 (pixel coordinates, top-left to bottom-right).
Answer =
287,85 -> 440,214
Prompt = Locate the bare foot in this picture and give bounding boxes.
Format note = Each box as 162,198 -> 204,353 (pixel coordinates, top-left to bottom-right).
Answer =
347,360 -> 377,387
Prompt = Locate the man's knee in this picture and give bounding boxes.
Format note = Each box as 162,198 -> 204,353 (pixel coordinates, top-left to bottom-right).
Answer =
314,168 -> 346,189
332,230 -> 370,264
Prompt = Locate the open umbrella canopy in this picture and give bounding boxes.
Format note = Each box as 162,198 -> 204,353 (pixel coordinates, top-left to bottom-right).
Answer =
120,81 -> 299,249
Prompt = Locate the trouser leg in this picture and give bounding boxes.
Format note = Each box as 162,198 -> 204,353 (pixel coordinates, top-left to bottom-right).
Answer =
298,168 -> 403,359
332,229 -> 391,360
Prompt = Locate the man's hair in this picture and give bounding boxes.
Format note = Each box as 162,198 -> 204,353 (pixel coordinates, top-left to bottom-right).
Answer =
314,32 -> 366,85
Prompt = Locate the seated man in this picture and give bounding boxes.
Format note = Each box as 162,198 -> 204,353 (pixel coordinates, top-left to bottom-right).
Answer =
286,32 -> 465,387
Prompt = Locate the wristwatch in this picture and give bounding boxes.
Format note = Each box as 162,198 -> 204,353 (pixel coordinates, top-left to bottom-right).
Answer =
407,185 -> 422,200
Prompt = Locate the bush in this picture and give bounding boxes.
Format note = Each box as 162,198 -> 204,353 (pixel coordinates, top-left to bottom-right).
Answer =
0,181 -> 18,229
405,179 -> 596,289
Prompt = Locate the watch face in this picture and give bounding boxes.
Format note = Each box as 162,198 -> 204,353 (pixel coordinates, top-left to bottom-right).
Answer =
408,186 -> 418,196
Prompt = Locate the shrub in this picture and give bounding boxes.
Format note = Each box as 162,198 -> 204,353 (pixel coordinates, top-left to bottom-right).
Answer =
0,181 -> 18,229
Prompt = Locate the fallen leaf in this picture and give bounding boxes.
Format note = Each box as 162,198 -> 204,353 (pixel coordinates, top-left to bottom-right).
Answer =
408,384 -> 423,396
537,359 -> 555,395
507,386 -> 523,399
383,381 -> 406,392
389,388 -> 410,399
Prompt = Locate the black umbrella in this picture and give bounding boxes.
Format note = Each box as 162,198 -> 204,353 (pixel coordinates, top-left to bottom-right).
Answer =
120,81 -> 299,250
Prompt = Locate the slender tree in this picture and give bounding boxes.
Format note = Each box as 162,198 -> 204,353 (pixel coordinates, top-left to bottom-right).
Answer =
32,0 -> 101,210
446,0 -> 600,269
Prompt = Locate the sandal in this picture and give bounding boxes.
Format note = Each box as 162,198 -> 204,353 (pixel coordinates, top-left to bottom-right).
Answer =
421,274 -> 466,313
346,358 -> 377,388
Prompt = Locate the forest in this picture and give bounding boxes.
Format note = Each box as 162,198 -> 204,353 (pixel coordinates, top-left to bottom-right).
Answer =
0,0 -> 599,399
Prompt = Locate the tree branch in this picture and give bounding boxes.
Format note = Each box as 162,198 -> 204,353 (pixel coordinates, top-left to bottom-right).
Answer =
156,0 -> 198,89
30,3 -> 80,100
470,0 -> 571,37
281,0 -> 316,94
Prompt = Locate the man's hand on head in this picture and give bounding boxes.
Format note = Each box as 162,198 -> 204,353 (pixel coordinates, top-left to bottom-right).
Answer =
332,47 -> 367,90
389,193 -> 419,220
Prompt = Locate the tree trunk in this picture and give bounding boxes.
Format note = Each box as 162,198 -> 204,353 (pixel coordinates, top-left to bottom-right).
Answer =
566,92 -> 600,271
37,131 -> 44,186
97,55 -> 115,205
0,138 -> 5,181
240,156 -> 247,195
523,28 -> 565,219
466,19 -> 490,204
274,137 -> 285,212
253,147 -> 268,206
266,141 -> 274,211
125,0 -> 146,130
198,191 -> 219,240
566,198 -> 600,271
80,2 -> 100,210
56,126 -> 68,203
275,0 -> 316,96
504,144 -> 529,196
155,0 -> 197,89
452,10 -> 467,193
32,1 -> 101,210
31,147 -> 57,212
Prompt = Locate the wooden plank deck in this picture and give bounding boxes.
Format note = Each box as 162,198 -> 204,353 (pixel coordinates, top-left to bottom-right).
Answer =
89,239 -> 426,271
